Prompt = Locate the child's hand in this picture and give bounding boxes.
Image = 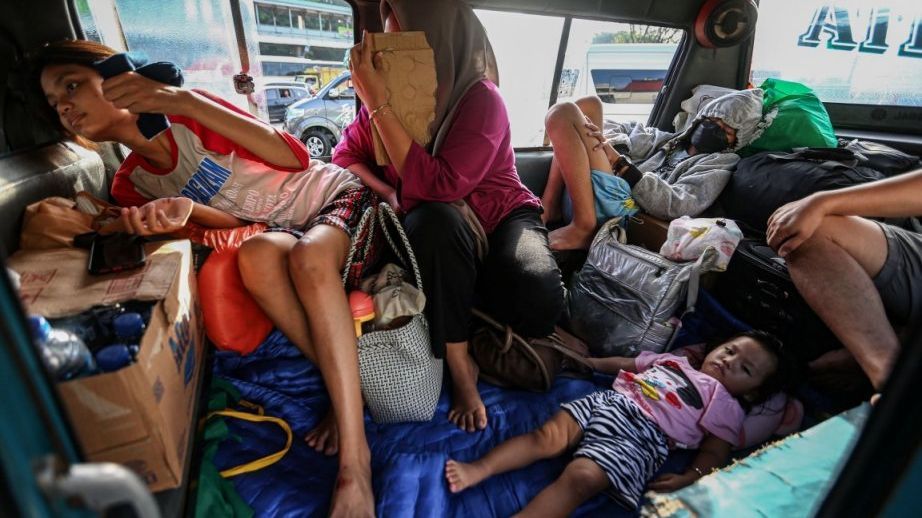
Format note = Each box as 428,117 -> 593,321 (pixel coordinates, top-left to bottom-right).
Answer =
584,120 -> 607,149
102,72 -> 186,115
120,197 -> 193,236
648,471 -> 699,493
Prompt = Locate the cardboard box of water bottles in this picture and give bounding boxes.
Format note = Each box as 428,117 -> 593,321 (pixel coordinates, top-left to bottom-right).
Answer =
8,239 -> 203,491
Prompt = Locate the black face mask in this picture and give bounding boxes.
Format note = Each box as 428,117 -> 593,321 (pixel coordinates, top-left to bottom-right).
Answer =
690,119 -> 731,153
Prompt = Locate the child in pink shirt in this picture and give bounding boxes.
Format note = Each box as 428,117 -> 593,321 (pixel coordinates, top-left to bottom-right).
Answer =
445,331 -> 795,514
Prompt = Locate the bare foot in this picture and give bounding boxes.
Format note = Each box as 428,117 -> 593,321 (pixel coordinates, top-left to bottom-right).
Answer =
808,348 -> 872,395
329,464 -> 375,518
446,352 -> 488,432
548,223 -> 595,251
445,459 -> 488,493
305,410 -> 339,456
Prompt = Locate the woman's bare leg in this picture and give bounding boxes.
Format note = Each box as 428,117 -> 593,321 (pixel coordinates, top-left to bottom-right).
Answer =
515,457 -> 609,518
446,340 -> 487,432
288,225 -> 373,518
445,410 -> 582,492
544,101 -> 613,250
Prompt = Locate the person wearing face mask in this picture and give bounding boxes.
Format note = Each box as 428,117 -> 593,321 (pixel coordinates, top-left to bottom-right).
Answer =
542,89 -> 766,250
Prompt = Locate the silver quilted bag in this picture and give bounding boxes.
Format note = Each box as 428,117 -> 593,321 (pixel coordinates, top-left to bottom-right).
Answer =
343,203 -> 442,423
568,218 -> 718,357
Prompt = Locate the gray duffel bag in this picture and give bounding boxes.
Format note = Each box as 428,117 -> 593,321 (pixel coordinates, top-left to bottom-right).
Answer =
568,218 -> 718,357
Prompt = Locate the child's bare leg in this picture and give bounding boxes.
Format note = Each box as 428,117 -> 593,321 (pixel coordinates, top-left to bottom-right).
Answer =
515,457 -> 609,518
544,101 -> 612,250
575,95 -> 604,129
445,410 -> 582,493
541,156 -> 565,224
239,233 -> 315,360
288,225 -> 374,518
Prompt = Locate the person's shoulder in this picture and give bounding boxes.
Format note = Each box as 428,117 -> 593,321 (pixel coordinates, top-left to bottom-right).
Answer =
461,79 -> 503,106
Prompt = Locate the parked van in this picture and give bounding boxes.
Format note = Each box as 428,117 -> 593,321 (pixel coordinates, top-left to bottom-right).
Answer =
557,43 -> 678,122
0,1 -> 920,517
283,71 -> 355,157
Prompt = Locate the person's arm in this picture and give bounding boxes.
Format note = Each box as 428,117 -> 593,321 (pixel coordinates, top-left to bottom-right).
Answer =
348,31 -> 413,175
648,434 -> 732,492
585,356 -> 637,375
348,161 -> 400,211
628,153 -> 737,219
768,168 -> 922,256
106,197 -> 245,236
101,72 -> 306,169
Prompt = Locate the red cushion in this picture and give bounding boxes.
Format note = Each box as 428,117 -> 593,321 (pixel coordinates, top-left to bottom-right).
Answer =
198,247 -> 273,355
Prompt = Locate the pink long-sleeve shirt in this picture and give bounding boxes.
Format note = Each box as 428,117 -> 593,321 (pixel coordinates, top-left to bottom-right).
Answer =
332,79 -> 540,234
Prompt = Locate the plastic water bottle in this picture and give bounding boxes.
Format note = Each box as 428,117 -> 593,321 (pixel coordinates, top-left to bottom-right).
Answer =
113,312 -> 145,342
28,315 -> 98,381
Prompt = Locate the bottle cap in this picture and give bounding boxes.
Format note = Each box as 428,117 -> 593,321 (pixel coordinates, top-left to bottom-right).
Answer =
95,344 -> 133,372
114,312 -> 145,340
27,315 -> 52,343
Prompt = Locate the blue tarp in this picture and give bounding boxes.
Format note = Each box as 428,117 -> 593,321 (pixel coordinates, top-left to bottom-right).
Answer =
209,331 -> 697,517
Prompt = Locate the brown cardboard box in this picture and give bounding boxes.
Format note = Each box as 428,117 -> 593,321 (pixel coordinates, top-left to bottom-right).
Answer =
626,213 -> 671,252
9,240 -> 203,491
366,31 -> 437,165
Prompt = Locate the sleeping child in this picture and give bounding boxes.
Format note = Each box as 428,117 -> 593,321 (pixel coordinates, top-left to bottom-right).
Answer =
445,330 -> 796,515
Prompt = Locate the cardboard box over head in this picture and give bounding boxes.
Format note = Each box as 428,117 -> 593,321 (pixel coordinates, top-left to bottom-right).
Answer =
366,31 -> 437,165
8,240 -> 203,491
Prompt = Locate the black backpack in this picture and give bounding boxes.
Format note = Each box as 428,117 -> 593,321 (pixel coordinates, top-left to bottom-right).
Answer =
719,148 -> 885,233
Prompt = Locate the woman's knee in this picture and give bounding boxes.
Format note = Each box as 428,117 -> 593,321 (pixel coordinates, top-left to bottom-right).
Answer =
404,202 -> 472,254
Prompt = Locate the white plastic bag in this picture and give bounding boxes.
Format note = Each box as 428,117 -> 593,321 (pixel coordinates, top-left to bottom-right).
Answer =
660,216 -> 743,270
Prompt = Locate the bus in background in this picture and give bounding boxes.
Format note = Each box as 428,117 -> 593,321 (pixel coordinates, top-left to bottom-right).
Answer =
558,43 -> 678,122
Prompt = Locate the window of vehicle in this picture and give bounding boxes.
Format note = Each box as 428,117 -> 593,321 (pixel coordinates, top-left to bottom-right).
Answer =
74,0 -> 353,125
557,20 -> 681,125
750,0 -> 922,132
475,10 -> 681,147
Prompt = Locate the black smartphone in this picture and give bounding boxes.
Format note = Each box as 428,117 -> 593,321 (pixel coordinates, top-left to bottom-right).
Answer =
88,233 -> 147,275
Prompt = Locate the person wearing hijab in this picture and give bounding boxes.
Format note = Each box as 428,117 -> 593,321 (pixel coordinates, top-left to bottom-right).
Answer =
330,0 -> 565,439
542,90 -> 767,250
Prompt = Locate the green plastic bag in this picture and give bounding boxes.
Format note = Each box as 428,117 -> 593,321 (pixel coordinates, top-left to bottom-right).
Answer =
739,78 -> 837,156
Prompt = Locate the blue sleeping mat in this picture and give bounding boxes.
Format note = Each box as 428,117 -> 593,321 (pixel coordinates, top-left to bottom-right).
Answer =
210,331 -> 694,517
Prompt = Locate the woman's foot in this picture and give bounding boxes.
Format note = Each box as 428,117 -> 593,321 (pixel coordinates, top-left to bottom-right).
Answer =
305,410 -> 339,455
445,459 -> 488,493
446,347 -> 488,432
329,463 -> 375,518
548,223 -> 594,251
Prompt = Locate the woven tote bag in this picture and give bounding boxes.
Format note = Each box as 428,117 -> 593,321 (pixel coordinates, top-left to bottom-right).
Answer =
343,202 -> 442,423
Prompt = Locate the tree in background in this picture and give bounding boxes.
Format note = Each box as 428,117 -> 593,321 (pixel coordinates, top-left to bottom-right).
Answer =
593,26 -> 682,44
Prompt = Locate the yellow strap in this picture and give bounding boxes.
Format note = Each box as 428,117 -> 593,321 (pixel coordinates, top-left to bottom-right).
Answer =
206,408 -> 292,478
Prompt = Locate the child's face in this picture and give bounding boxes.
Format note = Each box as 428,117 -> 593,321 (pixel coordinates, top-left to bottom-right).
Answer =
700,336 -> 777,397
40,63 -> 134,141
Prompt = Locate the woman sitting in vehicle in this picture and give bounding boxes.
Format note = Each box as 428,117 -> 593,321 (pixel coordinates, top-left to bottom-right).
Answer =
332,0 -> 565,437
32,39 -> 381,516
542,90 -> 766,250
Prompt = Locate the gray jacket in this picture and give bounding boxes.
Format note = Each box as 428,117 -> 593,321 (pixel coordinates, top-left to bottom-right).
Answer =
604,89 -> 768,220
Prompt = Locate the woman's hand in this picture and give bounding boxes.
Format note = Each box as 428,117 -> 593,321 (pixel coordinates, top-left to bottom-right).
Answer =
349,30 -> 389,109
119,197 -> 193,236
101,72 -> 189,116
384,190 -> 402,215
648,471 -> 699,493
